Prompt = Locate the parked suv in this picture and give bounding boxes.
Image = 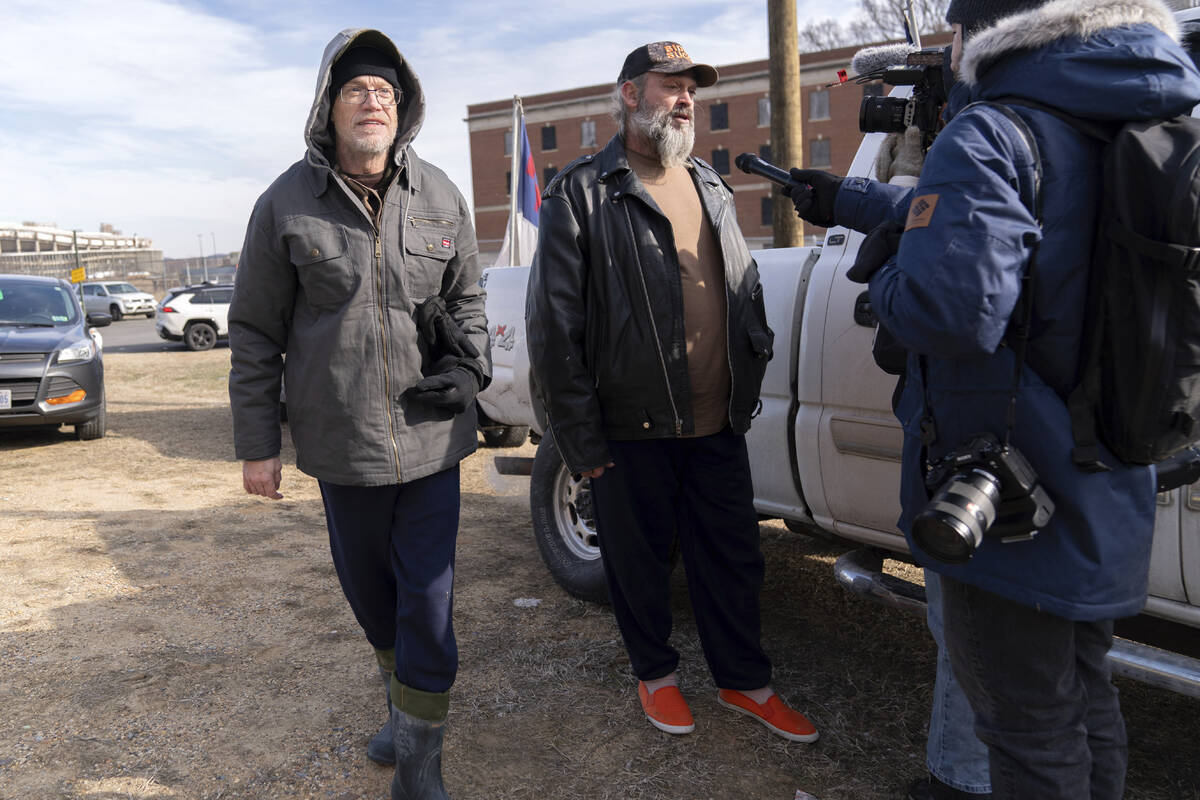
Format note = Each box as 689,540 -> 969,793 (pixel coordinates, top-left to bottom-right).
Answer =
79,281 -> 156,320
156,282 -> 232,351
0,274 -> 108,439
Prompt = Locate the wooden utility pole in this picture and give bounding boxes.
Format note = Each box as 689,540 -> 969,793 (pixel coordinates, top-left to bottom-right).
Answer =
768,0 -> 804,247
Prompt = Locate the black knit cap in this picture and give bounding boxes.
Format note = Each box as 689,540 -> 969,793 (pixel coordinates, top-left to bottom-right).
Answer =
331,46 -> 400,95
945,0 -> 1047,36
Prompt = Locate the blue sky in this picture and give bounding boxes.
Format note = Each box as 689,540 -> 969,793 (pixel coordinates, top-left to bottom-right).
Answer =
0,0 -> 853,258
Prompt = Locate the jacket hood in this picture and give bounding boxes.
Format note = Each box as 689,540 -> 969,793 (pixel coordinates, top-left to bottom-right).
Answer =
959,0 -> 1200,120
304,29 -> 425,170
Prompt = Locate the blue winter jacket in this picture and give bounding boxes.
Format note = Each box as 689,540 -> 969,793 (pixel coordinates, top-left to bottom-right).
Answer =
834,0 -> 1200,621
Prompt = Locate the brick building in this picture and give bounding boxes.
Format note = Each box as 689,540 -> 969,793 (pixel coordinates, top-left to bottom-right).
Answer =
465,36 -> 950,260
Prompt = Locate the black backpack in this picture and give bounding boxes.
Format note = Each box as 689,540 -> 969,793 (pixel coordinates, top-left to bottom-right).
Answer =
1001,99 -> 1200,470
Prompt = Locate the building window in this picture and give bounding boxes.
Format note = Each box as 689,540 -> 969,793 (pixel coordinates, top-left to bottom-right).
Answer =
757,97 -> 771,127
581,120 -> 597,148
504,130 -> 513,156
710,149 -> 730,175
541,125 -> 557,151
810,138 -> 832,168
543,165 -> 558,185
505,171 -> 511,196
863,82 -> 885,98
761,196 -> 773,226
809,90 -> 830,120
710,102 -> 729,131
759,143 -> 772,162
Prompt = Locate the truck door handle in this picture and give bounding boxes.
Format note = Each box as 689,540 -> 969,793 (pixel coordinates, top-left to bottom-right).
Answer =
853,291 -> 878,327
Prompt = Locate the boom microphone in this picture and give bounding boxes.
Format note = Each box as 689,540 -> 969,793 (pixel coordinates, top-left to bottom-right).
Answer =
850,43 -> 919,78
735,153 -> 792,187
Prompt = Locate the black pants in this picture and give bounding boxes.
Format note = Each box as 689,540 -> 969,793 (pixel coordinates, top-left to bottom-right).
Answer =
940,576 -> 1127,799
589,430 -> 771,689
319,466 -> 460,694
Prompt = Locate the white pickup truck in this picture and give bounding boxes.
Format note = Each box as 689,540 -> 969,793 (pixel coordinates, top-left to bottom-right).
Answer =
475,19 -> 1200,699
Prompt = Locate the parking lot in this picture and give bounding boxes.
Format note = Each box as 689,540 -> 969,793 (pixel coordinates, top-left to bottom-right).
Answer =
0,346 -> 1197,799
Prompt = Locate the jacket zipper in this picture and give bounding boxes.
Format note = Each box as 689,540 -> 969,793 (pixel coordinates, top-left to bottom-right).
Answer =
375,231 -> 403,483
329,165 -> 404,481
707,185 -> 739,426
621,199 -> 681,435
408,215 -> 454,227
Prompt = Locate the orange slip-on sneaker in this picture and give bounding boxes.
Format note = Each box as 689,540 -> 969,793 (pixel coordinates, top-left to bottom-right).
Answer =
638,682 -> 695,735
717,689 -> 819,743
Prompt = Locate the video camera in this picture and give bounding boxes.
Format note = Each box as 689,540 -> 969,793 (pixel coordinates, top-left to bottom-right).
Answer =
855,46 -> 950,137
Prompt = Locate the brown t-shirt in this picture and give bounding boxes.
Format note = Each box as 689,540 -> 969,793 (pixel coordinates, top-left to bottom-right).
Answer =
626,149 -> 730,436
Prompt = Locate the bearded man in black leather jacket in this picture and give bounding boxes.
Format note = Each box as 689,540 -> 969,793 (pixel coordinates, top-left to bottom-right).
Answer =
526,41 -> 818,744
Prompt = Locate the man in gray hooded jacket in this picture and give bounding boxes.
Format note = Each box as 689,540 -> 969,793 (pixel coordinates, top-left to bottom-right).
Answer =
228,28 -> 488,799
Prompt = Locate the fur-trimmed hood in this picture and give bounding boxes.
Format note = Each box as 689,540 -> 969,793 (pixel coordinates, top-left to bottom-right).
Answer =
961,0 -> 1176,84
953,0 -> 1200,121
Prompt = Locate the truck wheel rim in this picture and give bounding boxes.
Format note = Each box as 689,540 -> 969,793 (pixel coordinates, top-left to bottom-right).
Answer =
552,465 -> 599,560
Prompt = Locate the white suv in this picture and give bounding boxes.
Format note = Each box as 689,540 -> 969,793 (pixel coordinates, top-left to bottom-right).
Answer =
156,283 -> 233,351
79,281 -> 157,320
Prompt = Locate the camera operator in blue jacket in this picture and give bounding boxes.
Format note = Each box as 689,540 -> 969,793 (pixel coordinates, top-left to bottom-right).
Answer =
786,1 -> 1200,797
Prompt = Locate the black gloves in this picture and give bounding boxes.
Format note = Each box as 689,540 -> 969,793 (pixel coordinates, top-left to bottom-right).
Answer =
414,296 -> 480,361
408,296 -> 484,414
782,168 -> 843,227
406,357 -> 480,414
846,221 -> 904,284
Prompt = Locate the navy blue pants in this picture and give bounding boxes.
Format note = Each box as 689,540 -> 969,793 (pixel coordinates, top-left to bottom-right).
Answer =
589,430 -> 771,689
319,466 -> 460,694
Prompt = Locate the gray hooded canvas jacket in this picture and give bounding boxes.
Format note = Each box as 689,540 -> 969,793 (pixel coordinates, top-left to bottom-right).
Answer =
228,28 -> 489,486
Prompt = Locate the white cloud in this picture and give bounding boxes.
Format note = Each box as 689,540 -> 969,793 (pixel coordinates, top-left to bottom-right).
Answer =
0,0 -> 863,256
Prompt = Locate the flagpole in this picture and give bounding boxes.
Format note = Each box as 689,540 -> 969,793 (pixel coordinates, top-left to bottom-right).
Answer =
508,95 -> 523,266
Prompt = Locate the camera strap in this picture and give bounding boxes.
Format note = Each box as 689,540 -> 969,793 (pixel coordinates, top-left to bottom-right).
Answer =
968,101 -> 1044,449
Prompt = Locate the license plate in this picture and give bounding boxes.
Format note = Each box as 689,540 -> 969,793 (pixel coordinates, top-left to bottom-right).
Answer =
0,389 -> 10,410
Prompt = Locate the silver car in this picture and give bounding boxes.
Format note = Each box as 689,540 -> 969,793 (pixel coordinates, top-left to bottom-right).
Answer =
79,281 -> 156,321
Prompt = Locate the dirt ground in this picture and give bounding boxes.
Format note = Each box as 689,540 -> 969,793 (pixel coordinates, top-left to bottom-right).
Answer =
1,349 -> 1198,800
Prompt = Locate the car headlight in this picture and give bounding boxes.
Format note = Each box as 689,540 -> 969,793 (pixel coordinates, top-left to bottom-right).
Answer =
55,338 -> 97,364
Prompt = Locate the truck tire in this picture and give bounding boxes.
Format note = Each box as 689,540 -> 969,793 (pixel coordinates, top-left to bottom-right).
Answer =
482,425 -> 529,448
530,430 -> 609,604
184,321 -> 217,351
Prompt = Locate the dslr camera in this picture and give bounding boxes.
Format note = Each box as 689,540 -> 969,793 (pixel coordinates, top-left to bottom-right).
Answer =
858,47 -> 949,136
913,434 -> 1055,564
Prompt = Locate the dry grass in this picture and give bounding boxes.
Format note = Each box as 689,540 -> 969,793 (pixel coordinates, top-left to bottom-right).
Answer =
0,348 -> 1196,799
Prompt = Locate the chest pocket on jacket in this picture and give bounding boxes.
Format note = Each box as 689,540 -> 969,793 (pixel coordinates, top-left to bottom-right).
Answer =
403,216 -> 457,299
286,222 -> 355,310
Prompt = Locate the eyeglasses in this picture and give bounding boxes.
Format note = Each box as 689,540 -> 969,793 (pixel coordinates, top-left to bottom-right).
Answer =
338,85 -> 399,106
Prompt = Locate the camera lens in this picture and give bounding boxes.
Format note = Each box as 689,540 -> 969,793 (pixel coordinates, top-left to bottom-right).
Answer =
912,468 -> 1001,564
859,96 -> 909,134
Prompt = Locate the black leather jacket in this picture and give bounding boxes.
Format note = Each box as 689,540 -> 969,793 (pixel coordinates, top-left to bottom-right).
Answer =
526,135 -> 774,474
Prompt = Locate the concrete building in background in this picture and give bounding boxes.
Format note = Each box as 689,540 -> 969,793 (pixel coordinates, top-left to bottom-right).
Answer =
0,221 -> 163,284
466,37 -> 950,262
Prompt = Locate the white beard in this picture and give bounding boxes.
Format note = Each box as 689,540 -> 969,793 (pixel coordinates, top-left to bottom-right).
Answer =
631,101 -> 694,168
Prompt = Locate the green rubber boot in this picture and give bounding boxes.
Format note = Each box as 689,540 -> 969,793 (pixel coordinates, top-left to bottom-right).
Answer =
389,677 -> 450,800
367,648 -> 395,765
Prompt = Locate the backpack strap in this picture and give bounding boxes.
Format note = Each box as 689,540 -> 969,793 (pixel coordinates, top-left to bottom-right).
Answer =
995,95 -> 1121,143
989,98 -> 1115,472
964,101 -> 1043,449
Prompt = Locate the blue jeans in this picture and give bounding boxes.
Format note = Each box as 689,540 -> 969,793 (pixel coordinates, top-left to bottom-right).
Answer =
940,576 -> 1127,800
925,571 -> 992,794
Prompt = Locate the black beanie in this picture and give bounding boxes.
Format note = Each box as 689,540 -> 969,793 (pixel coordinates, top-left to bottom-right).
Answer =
330,46 -> 400,95
945,0 -> 1047,37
